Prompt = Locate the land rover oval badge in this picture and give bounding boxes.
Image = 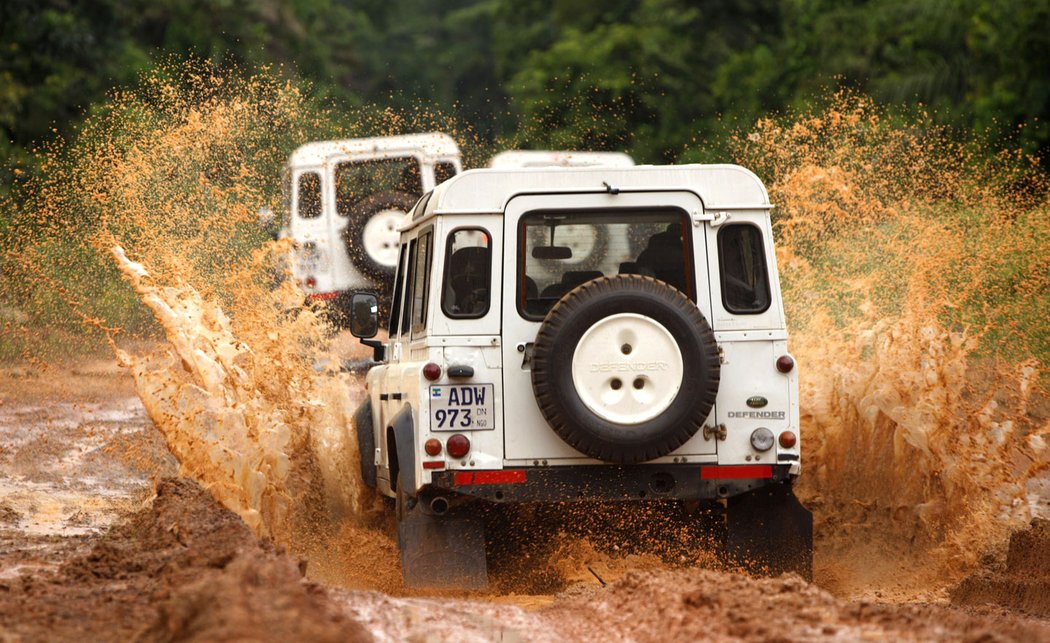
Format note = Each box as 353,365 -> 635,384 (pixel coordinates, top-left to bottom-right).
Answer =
746,396 -> 768,408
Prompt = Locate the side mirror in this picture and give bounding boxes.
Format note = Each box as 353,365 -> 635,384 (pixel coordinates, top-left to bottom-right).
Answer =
349,293 -> 379,338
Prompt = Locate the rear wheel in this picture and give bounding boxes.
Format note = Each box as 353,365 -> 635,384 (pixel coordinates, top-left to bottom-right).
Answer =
726,482 -> 813,580
395,475 -> 489,590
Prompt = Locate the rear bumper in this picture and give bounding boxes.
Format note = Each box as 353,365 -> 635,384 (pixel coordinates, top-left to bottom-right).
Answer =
428,463 -> 793,503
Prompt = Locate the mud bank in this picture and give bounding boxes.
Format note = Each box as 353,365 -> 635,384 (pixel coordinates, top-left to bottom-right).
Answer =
0,477 -> 369,642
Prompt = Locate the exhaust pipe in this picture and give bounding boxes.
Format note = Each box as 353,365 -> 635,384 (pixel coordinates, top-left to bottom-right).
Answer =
429,496 -> 450,515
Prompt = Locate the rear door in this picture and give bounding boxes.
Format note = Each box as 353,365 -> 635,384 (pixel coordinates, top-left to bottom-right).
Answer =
500,191 -> 719,464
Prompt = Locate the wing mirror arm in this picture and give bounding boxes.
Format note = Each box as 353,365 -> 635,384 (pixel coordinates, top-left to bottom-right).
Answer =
361,339 -> 385,362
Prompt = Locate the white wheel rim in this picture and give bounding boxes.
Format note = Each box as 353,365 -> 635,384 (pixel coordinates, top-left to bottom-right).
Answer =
570,313 -> 684,425
362,208 -> 407,267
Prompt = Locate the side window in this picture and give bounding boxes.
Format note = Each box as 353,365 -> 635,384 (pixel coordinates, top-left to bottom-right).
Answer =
296,172 -> 322,219
411,230 -> 433,334
400,239 -> 417,334
442,228 -> 491,319
717,224 -> 771,314
434,162 -> 458,185
388,244 -> 409,335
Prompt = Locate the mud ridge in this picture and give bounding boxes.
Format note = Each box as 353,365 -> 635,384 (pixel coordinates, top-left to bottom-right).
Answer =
951,518 -> 1050,618
542,568 -> 1050,642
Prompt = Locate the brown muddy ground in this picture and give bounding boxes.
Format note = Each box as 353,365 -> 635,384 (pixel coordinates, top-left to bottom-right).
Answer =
1,361 -> 1048,642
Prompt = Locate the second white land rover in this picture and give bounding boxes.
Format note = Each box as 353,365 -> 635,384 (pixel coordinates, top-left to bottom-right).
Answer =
279,133 -> 462,321
348,164 -> 812,589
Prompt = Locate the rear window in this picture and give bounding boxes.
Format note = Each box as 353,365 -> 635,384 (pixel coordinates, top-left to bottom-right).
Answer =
335,157 -> 422,216
442,228 -> 491,319
519,209 -> 693,319
296,172 -> 322,219
717,224 -> 771,314
434,161 -> 458,185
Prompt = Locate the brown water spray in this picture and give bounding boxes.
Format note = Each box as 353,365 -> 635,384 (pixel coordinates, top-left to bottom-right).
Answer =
734,94 -> 1049,595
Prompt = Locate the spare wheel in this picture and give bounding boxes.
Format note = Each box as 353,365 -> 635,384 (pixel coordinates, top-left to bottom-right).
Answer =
343,190 -> 417,281
531,275 -> 720,464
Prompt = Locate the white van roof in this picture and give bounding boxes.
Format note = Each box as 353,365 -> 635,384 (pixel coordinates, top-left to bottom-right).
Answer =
415,165 -> 771,223
488,150 -> 635,169
288,132 -> 461,167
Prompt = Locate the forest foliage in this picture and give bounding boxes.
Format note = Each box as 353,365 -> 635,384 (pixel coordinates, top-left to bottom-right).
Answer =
2,0 -> 1048,199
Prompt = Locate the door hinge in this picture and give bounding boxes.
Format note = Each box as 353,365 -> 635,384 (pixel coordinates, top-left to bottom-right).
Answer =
703,423 -> 728,441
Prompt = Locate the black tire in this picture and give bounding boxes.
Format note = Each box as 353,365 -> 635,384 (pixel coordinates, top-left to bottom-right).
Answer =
531,275 -> 720,464
343,190 -> 417,282
352,401 -> 377,489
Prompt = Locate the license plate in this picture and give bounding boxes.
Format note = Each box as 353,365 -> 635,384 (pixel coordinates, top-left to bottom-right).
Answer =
429,384 -> 495,431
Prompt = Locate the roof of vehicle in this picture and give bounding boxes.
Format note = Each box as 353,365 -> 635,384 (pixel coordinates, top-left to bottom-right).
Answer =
414,165 -> 771,223
288,132 -> 461,167
488,150 -> 635,169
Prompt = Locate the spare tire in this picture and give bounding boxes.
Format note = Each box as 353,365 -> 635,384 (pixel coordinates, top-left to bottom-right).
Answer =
531,275 -> 720,464
343,190 -> 418,282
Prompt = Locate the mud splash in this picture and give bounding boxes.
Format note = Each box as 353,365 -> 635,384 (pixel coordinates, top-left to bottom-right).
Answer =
735,94 -> 1050,597
109,246 -> 364,540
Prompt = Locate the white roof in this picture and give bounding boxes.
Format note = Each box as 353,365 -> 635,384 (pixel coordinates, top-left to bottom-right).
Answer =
488,150 -> 635,169
417,165 -> 770,221
288,132 -> 461,167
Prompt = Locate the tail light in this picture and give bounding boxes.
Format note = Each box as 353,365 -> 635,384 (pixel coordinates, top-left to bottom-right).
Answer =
446,434 -> 470,458
779,431 -> 797,449
776,355 -> 795,373
423,363 -> 442,381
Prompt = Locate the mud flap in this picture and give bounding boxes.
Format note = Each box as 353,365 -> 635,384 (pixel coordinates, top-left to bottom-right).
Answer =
398,508 -> 488,590
727,481 -> 813,581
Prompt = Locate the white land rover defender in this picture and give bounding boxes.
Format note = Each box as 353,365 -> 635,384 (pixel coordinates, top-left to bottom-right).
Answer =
488,150 -> 635,169
280,133 -> 462,319
348,164 -> 813,589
